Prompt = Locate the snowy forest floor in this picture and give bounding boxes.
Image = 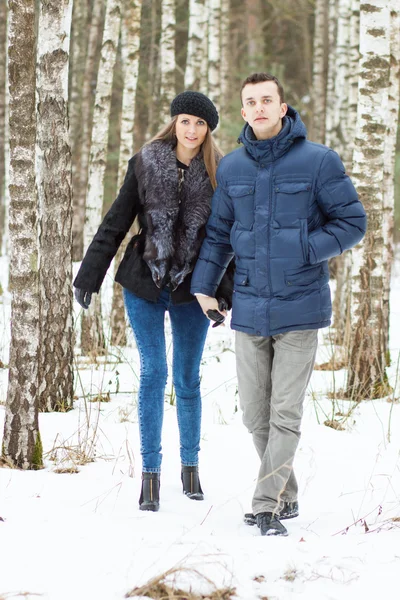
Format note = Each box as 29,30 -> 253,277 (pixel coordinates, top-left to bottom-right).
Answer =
0,256 -> 399,600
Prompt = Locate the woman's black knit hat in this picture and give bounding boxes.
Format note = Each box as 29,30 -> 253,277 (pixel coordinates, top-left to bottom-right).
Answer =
170,91 -> 219,131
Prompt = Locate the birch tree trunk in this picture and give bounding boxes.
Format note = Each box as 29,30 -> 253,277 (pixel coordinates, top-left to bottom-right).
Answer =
73,0 -> 104,260
159,0 -> 176,122
147,0 -> 162,138
346,0 -> 391,400
36,0 -> 74,412
81,0 -> 121,355
69,0 -> 89,146
208,0 -> 220,108
381,1 -> 400,362
185,0 -> 207,89
0,0 -> 9,258
331,0 -> 351,159
70,0 -> 89,257
0,0 -> 6,251
110,0 -> 142,347
329,0 -> 353,353
2,0 -> 42,469
218,0 -> 230,152
324,0 -> 339,148
342,0 -> 360,170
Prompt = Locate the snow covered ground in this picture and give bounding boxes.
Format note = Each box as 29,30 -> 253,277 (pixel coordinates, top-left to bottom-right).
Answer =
0,258 -> 399,600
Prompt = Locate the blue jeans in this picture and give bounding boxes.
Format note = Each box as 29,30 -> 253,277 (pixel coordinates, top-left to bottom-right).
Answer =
123,288 -> 209,473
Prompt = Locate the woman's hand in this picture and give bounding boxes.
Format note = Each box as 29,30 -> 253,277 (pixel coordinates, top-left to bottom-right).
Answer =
74,288 -> 92,309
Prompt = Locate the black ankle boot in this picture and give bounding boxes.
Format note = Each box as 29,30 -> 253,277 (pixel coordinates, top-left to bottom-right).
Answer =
181,465 -> 204,501
139,472 -> 160,512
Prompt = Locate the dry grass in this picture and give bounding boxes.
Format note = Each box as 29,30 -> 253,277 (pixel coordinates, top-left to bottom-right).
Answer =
125,567 -> 236,600
314,359 -> 346,371
282,566 -> 299,582
0,456 -> 17,469
0,593 -> 42,599
53,466 -> 80,474
324,419 -> 345,431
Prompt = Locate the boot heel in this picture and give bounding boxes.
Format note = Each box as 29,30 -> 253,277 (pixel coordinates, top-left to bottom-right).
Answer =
139,472 -> 160,511
181,465 -> 204,501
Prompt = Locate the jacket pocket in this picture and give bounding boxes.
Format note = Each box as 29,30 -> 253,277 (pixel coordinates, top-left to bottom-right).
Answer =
234,267 -> 249,287
300,218 -> 309,263
228,184 -> 255,230
274,180 -> 312,226
284,265 -> 322,287
275,182 -> 311,194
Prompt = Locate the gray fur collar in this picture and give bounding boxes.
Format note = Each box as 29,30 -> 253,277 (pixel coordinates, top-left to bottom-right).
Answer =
135,140 -> 214,290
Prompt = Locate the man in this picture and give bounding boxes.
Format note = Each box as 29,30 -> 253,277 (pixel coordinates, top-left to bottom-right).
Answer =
190,73 -> 367,536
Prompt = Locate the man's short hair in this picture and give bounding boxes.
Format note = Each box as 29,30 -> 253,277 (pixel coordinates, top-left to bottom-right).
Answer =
240,73 -> 285,105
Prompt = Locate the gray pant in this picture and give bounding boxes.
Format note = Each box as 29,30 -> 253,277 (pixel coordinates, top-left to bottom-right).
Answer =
235,329 -> 318,516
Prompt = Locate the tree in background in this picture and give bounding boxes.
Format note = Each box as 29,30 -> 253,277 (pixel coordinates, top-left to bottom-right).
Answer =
69,0 -> 90,259
185,0 -> 207,90
110,0 -> 143,347
0,0 -> 6,253
310,0 -> 328,144
346,0 -> 392,399
382,1 -> 400,362
36,0 -> 74,412
81,0 -> 122,355
159,0 -> 176,121
73,0 -> 104,261
2,0 -> 42,469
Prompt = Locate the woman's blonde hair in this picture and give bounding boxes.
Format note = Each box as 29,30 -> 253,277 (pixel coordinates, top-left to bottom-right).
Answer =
146,116 -> 223,189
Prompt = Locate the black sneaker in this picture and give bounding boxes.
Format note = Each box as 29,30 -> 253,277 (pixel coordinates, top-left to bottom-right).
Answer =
256,512 -> 288,536
244,501 -> 299,526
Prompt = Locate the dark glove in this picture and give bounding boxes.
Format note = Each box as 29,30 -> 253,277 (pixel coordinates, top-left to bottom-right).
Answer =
206,298 -> 229,328
74,288 -> 92,310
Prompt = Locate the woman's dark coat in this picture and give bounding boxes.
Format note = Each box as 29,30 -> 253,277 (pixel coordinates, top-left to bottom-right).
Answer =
74,141 -> 233,306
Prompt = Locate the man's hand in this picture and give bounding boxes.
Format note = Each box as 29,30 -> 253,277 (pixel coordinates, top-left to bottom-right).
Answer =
74,288 -> 92,310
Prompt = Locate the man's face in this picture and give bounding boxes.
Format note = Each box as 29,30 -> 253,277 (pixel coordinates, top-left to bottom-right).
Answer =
241,81 -> 288,140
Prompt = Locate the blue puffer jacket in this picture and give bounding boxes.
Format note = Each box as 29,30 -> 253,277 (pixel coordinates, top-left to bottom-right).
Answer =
191,106 -> 367,337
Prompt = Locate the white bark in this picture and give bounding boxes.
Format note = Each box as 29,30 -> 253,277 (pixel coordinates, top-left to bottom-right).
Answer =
342,0 -> 360,169
111,0 -> 142,347
3,0 -> 42,469
1,3 -> 9,258
185,0 -> 207,89
118,0 -> 142,186
69,0 -> 89,155
382,1 -> 400,357
81,0 -> 121,355
329,0 -> 352,349
0,0 -> 6,250
147,0 -> 161,138
311,0 -> 328,143
36,0 -> 74,412
70,0 -> 89,257
74,0 -> 104,260
332,0 -> 351,160
325,0 -> 339,147
159,0 -> 176,121
84,0 -> 121,254
218,0 -> 230,152
220,0 -> 229,101
347,0 -> 391,399
208,0 -> 220,107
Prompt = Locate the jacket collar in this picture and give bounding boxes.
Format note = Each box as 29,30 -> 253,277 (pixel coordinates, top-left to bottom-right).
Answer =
237,105 -> 307,163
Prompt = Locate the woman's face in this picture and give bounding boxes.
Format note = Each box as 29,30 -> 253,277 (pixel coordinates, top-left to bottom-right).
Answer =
175,114 -> 208,151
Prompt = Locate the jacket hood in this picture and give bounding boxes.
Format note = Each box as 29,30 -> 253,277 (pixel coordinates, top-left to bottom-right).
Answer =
237,105 -> 307,163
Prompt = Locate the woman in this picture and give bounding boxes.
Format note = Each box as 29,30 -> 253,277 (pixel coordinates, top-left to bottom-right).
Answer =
74,91 -> 233,512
